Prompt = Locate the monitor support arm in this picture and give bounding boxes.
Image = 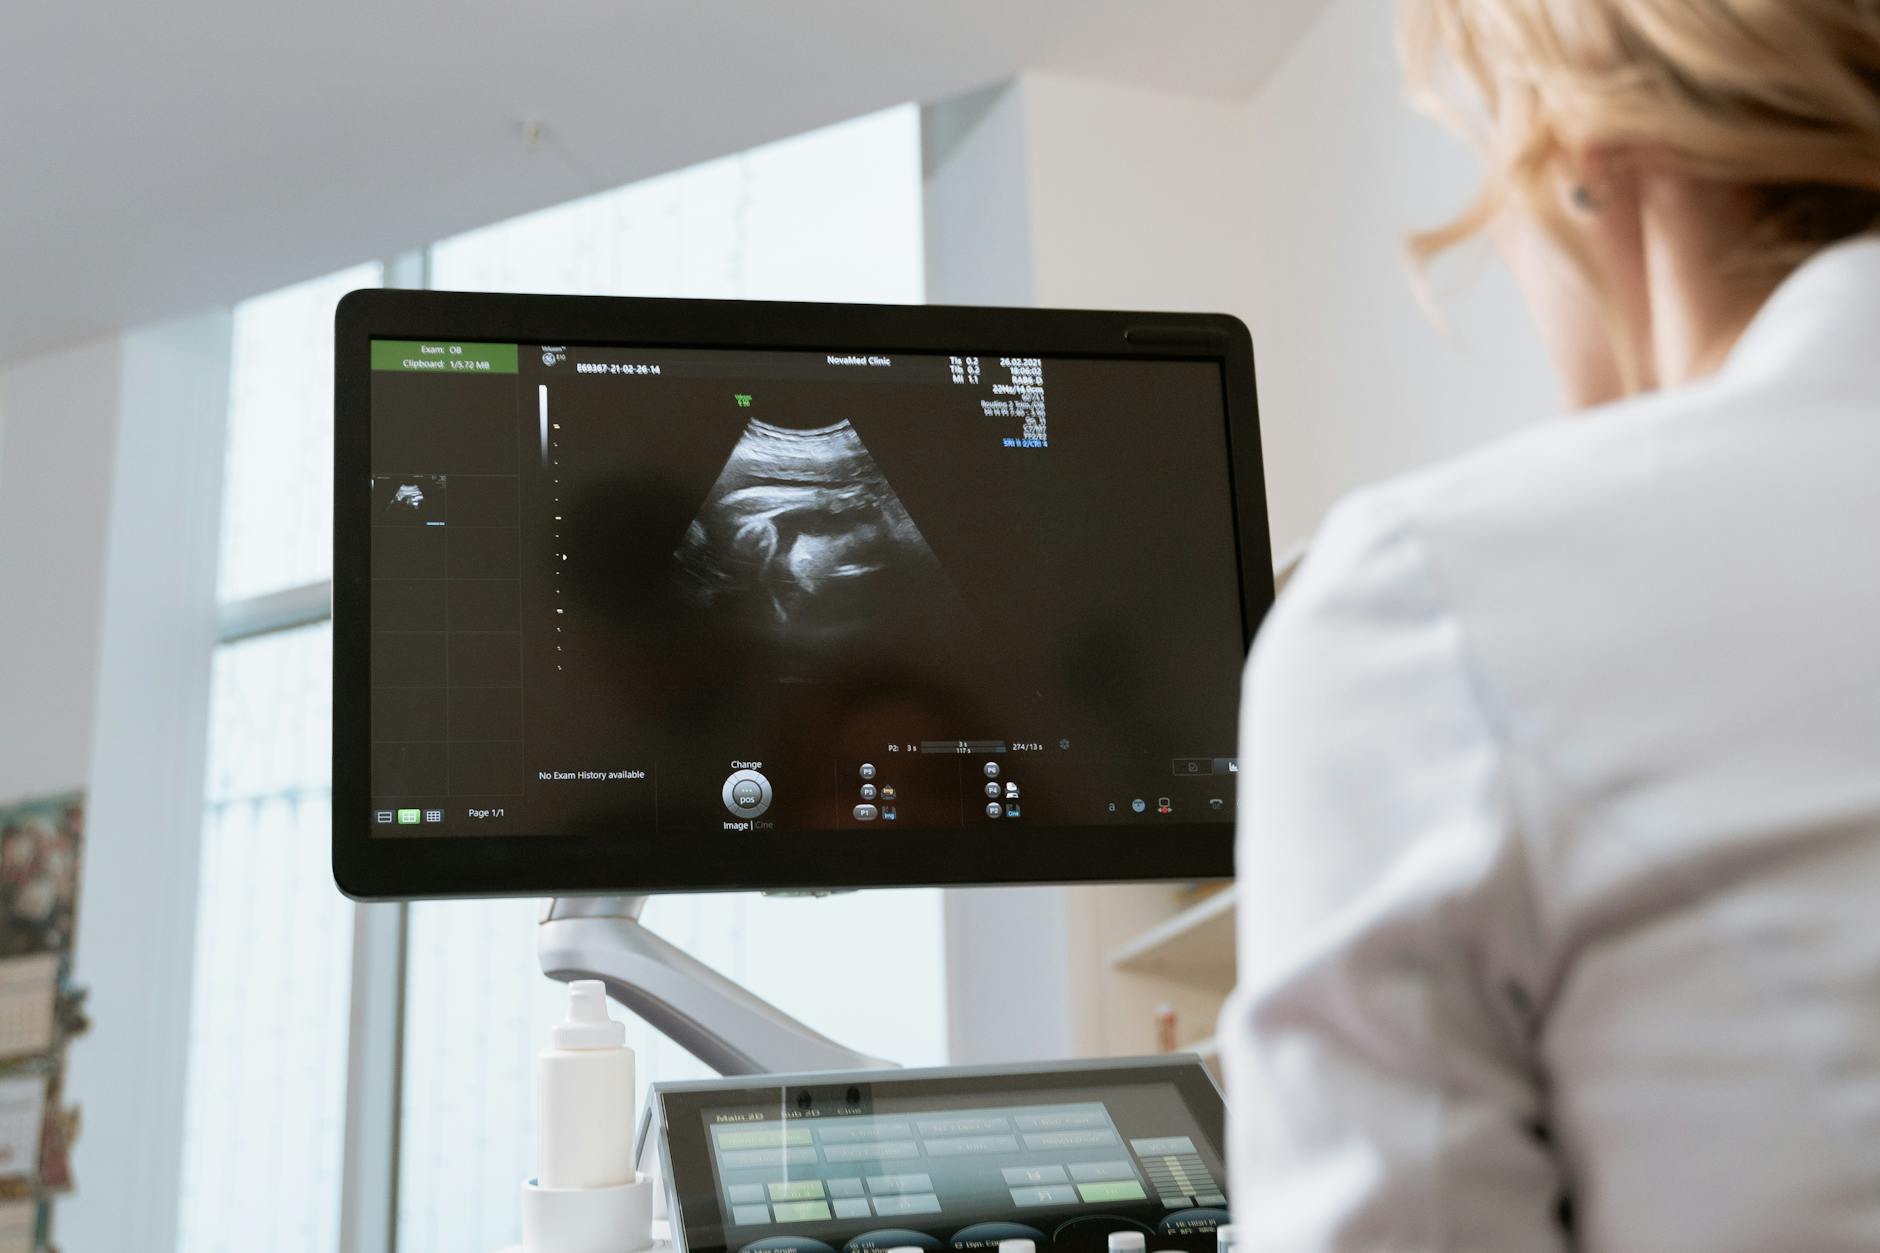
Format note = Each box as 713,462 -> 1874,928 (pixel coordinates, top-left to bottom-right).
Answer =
538,895 -> 898,1076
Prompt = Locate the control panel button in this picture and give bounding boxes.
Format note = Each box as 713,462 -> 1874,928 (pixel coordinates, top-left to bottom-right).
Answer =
721,769 -> 773,819
983,761 -> 1000,778
860,783 -> 878,801
854,804 -> 880,822
859,763 -> 877,780
986,802 -> 1002,818
984,781 -> 1001,799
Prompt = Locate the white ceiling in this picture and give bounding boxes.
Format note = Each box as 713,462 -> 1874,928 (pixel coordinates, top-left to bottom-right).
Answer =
0,0 -> 1322,364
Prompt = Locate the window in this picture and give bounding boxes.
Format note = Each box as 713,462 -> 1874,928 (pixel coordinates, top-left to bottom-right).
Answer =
429,106 -> 924,304
178,265 -> 380,1253
397,102 -> 941,1253
217,266 -> 380,602
179,105 -> 944,1253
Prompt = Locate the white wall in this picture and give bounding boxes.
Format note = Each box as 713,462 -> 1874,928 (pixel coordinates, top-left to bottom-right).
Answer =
0,337 -> 125,1242
924,74 -> 1257,315
0,340 -> 123,802
69,314 -> 230,1252
0,315 -> 231,1253
1020,77 -> 1257,315
1240,0 -> 1556,553
923,85 -> 1037,309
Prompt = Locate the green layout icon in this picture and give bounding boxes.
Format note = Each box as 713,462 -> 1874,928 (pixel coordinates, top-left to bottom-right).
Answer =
397,809 -> 422,825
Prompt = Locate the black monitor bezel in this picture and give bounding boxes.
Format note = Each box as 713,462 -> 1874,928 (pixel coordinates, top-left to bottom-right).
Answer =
333,288 -> 1273,900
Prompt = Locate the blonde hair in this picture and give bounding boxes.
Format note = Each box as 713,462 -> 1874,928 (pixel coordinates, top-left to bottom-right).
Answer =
1400,0 -> 1880,281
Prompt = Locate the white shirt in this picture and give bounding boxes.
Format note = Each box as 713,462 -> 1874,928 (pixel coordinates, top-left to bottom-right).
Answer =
1222,237 -> 1880,1252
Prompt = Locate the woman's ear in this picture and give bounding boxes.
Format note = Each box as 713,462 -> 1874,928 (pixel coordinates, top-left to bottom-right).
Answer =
1565,154 -> 1607,214
1559,144 -> 1637,221
1559,143 -> 1655,390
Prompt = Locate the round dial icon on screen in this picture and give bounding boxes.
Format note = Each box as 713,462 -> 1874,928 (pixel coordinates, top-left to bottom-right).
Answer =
720,769 -> 773,819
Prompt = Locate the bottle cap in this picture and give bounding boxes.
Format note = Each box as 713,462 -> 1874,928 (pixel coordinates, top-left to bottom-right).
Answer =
1108,1234 -> 1147,1253
550,979 -> 627,1050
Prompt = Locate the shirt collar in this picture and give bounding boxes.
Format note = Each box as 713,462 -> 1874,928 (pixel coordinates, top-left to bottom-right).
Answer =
1718,232 -> 1880,388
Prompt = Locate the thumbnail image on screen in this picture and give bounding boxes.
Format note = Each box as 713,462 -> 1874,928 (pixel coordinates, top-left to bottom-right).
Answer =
366,341 -> 1246,840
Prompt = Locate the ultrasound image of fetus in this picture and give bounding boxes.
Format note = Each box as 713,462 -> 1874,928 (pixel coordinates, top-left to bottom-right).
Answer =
673,419 -> 963,684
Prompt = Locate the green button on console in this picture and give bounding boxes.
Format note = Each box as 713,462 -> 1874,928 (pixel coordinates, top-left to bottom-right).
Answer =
1077,1181 -> 1148,1203
716,1128 -> 812,1151
767,1180 -> 826,1201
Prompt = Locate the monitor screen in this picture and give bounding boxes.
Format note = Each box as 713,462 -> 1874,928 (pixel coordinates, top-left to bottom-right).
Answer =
334,293 -> 1271,897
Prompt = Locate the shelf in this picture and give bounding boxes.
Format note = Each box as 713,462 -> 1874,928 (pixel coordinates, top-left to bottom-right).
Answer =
1105,885 -> 1236,993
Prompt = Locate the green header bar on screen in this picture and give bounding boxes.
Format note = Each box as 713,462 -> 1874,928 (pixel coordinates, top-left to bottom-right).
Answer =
371,340 -> 518,374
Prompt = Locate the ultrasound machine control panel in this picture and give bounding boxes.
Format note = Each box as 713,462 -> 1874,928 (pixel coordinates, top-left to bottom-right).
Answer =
644,1058 -> 1230,1253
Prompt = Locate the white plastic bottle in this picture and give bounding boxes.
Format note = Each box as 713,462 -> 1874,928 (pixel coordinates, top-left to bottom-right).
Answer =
538,979 -> 636,1190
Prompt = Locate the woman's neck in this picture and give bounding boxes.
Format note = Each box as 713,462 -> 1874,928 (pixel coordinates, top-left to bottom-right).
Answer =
1640,183 -> 1787,390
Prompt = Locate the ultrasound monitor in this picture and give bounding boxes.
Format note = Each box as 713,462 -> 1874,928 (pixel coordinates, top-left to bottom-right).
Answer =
333,291 -> 1272,899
